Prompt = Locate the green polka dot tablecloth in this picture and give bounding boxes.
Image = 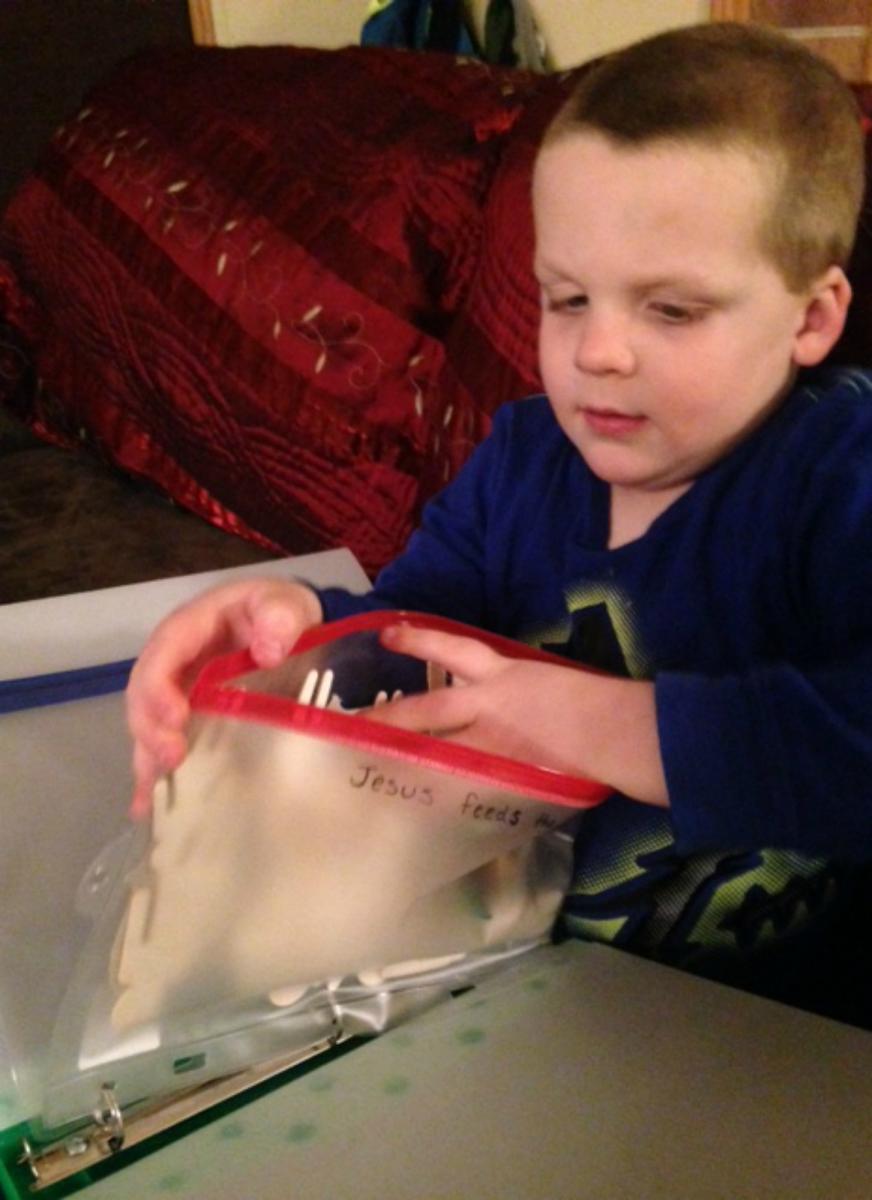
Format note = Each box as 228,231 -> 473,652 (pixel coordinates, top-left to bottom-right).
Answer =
71,941 -> 872,1200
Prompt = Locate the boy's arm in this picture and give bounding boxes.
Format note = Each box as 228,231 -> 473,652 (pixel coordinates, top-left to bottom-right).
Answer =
370,624 -> 872,861
657,648 -> 872,859
657,404 -> 872,861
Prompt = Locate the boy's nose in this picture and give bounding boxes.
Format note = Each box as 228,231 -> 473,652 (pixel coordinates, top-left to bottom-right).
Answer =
573,312 -> 636,376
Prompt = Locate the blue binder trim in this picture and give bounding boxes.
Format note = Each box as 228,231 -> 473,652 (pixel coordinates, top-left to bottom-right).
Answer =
0,659 -> 134,714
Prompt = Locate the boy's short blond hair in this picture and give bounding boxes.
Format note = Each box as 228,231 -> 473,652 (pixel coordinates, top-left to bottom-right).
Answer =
544,22 -> 866,293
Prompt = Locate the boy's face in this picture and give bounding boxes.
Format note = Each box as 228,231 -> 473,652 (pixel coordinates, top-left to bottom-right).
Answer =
533,132 -> 827,502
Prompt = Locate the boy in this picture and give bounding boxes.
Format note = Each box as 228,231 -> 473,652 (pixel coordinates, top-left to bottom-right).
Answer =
127,23 -> 872,1012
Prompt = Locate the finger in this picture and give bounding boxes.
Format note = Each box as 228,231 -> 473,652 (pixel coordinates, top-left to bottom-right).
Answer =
381,625 -> 504,682
126,649 -> 191,745
126,585 -> 256,731
130,742 -> 160,820
244,596 -> 304,667
239,583 -> 322,667
140,579 -> 275,686
361,684 -> 481,735
129,717 -> 188,812
131,719 -> 186,776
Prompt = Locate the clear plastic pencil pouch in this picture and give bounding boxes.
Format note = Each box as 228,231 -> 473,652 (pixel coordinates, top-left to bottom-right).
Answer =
43,612 -> 609,1133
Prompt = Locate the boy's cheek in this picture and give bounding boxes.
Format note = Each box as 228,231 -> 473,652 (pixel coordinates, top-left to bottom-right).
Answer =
537,355 -> 568,404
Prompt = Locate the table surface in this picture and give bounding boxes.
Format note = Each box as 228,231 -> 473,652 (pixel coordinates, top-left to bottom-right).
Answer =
78,939 -> 872,1200
0,547 -> 370,676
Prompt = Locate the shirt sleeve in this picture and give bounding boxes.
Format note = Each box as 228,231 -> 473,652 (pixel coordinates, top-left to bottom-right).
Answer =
657,653 -> 872,858
658,396 -> 872,860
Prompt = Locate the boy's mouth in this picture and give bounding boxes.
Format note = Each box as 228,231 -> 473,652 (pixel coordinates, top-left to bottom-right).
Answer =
581,407 -> 647,437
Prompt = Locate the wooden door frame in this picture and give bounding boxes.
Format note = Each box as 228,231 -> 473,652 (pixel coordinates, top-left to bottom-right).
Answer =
710,0 -> 752,19
188,0 -> 217,46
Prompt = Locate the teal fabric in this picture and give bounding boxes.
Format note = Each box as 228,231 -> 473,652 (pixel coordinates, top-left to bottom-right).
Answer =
361,0 -> 521,64
361,0 -> 477,56
483,0 -> 517,66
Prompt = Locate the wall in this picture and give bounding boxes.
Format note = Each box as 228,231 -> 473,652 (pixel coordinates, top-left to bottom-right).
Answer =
202,0 -> 364,50
203,0 -> 709,67
0,0 -> 192,210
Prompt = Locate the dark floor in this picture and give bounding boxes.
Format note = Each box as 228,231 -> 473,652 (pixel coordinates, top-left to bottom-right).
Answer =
0,435 -> 277,605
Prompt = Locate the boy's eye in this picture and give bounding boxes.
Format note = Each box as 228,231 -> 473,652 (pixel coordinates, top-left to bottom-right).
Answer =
650,301 -> 703,324
545,293 -> 587,314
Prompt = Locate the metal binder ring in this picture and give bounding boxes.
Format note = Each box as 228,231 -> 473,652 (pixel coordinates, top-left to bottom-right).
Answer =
93,1083 -> 125,1153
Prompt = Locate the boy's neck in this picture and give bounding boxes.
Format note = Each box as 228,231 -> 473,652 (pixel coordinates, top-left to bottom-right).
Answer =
608,481 -> 692,549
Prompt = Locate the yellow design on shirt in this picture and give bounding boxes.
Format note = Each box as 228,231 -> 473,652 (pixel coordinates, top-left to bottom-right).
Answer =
562,914 -> 630,942
532,580 -> 652,680
683,848 -> 831,953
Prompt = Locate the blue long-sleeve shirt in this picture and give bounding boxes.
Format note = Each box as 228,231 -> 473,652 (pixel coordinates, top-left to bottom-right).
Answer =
319,365 -> 872,993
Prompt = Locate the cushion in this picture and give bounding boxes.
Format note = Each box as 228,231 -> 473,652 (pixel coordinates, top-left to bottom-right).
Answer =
445,65 -> 590,406
0,44 -> 539,577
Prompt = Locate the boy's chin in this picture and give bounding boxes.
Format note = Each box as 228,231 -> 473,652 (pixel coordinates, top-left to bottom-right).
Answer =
584,455 -> 694,500
578,449 -> 657,489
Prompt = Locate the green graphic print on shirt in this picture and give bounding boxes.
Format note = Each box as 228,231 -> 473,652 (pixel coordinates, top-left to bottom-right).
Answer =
528,580 -> 836,973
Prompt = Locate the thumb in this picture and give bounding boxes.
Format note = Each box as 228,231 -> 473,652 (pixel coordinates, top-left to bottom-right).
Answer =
242,586 -> 313,667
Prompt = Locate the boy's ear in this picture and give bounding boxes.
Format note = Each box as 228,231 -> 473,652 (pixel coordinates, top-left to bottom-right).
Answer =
792,266 -> 852,367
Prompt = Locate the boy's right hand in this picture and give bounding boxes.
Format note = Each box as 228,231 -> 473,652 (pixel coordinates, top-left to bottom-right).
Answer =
126,578 -> 323,819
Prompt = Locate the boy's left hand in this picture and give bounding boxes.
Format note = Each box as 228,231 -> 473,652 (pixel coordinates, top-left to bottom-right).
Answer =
372,625 -> 669,807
